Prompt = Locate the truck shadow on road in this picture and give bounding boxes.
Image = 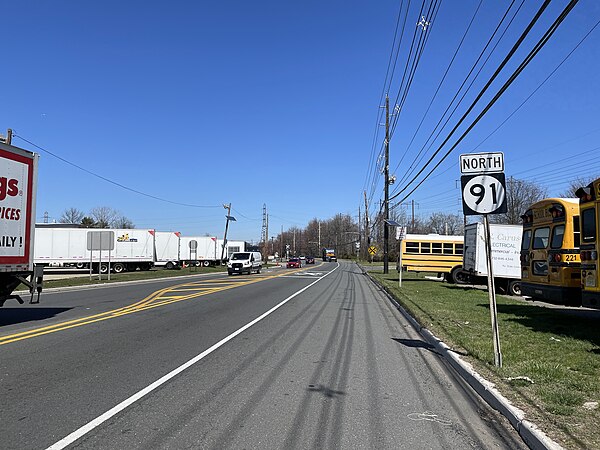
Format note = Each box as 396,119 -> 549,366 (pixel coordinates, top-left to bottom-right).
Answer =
0,307 -> 73,327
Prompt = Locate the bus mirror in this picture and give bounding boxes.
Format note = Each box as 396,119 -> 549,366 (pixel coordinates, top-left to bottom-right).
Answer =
575,186 -> 593,202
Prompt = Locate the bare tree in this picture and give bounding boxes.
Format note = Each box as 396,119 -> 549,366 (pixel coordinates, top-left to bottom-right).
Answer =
60,207 -> 85,224
427,213 -> 464,235
559,175 -> 599,198
491,177 -> 548,225
112,215 -> 135,229
89,206 -> 120,228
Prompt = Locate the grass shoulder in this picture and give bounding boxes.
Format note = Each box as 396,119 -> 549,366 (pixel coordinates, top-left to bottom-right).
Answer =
35,266 -> 227,290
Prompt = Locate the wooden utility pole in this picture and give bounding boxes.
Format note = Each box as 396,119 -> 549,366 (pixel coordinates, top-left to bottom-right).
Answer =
364,190 -> 369,261
383,95 -> 390,274
220,203 -> 232,263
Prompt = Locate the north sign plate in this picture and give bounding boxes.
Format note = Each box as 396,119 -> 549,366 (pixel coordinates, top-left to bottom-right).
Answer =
460,152 -> 504,174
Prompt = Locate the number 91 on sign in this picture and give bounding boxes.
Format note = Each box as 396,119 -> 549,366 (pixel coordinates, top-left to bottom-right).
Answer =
460,173 -> 507,216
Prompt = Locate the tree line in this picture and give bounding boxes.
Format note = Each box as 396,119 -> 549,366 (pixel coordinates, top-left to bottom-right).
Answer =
266,175 -> 598,261
59,206 -> 135,228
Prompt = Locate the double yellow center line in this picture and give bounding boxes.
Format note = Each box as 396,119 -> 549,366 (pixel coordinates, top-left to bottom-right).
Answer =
0,265 -> 314,346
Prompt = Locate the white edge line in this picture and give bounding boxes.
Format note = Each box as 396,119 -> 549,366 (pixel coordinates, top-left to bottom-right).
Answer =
46,263 -> 339,450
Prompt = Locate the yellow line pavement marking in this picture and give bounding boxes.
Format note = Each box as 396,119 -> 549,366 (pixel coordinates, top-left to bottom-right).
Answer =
0,266 -> 318,346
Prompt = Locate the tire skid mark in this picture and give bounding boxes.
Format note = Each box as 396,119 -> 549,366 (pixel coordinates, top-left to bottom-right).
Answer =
282,267 -> 350,449
324,269 -> 355,449
355,267 -> 386,448
362,271 -> 479,449
209,271 -> 345,449
141,268 -> 344,449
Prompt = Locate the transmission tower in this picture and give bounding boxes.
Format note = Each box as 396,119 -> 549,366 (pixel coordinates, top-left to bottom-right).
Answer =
261,204 -> 268,257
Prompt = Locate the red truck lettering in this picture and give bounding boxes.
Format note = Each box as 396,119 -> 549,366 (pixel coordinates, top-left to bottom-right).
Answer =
0,177 -> 19,201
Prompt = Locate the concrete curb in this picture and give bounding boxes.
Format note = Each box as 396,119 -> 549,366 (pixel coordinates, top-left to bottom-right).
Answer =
363,268 -> 564,450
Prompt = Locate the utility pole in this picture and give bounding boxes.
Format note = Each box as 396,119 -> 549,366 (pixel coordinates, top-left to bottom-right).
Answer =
6,129 -> 12,145
261,204 -> 268,259
318,220 -> 321,250
358,205 -> 361,261
411,199 -> 416,232
383,94 -> 390,274
364,190 -> 369,261
220,203 -> 232,263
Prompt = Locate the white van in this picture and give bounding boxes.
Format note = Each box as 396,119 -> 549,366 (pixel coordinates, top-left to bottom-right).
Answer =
227,251 -> 263,275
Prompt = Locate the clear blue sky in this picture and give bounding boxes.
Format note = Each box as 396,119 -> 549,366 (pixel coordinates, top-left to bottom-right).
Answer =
2,1 -> 599,242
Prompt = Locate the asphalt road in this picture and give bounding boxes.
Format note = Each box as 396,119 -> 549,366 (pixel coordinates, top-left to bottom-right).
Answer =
0,261 -> 526,449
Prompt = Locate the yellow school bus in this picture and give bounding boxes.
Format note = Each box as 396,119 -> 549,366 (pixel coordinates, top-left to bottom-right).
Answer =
520,198 -> 581,305
400,234 -> 464,283
576,178 -> 600,309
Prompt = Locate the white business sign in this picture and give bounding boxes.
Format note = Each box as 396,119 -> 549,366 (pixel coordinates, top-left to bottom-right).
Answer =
0,154 -> 30,258
460,152 -> 504,174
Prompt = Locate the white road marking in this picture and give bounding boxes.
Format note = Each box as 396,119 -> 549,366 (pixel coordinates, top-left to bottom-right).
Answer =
46,264 -> 339,450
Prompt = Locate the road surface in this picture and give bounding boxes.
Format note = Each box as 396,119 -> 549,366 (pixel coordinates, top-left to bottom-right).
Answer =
0,261 -> 525,449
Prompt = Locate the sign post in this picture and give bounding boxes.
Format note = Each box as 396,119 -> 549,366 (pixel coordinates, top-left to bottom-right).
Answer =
459,152 -> 506,368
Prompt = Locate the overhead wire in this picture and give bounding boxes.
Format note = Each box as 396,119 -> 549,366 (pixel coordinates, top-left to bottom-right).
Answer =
363,0 -> 409,198
393,0 -> 526,191
391,0 -> 581,208
14,133 -> 222,209
390,0 -> 485,175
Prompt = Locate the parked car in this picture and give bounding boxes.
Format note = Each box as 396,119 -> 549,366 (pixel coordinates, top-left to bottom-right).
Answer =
306,256 -> 315,264
287,257 -> 302,268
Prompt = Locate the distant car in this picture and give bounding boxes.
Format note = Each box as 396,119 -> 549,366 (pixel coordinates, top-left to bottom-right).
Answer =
287,257 -> 301,268
299,256 -> 306,261
306,256 -> 315,264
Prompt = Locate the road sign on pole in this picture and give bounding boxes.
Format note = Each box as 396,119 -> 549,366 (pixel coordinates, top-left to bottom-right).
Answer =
459,152 -> 504,368
461,173 -> 507,216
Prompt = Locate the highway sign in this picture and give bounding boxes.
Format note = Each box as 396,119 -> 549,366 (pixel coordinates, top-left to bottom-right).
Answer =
368,246 -> 377,255
461,173 -> 507,216
460,152 -> 504,174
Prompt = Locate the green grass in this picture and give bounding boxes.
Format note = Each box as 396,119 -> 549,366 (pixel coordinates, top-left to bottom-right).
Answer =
29,266 -> 227,290
370,270 -> 600,450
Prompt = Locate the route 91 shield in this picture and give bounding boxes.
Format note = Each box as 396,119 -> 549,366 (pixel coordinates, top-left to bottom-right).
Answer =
460,172 -> 507,216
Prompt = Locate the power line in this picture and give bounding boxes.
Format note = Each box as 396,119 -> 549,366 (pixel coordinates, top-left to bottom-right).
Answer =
14,133 -> 222,209
393,0 -> 525,191
391,0 -> 581,208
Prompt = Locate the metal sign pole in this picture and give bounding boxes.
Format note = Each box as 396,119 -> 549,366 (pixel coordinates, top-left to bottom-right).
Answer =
108,247 -> 111,281
89,249 -> 93,281
398,245 -> 402,288
483,214 -> 502,367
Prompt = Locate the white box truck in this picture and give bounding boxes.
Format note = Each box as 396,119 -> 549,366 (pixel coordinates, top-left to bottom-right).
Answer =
0,138 -> 43,306
179,236 -> 216,266
153,231 -> 181,269
462,223 -> 522,296
178,237 -> 246,266
34,227 -> 155,273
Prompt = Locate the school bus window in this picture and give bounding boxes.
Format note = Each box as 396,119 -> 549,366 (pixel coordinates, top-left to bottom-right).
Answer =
456,243 -> 463,255
443,243 -> 453,254
421,242 -> 431,254
573,216 -> 581,248
581,208 -> 596,243
533,227 -> 550,249
522,229 -> 531,250
550,225 -> 565,249
405,242 -> 419,253
432,243 -> 442,254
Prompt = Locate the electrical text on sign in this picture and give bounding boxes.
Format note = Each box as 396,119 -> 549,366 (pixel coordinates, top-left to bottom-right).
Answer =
461,173 -> 507,216
460,152 -> 504,174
